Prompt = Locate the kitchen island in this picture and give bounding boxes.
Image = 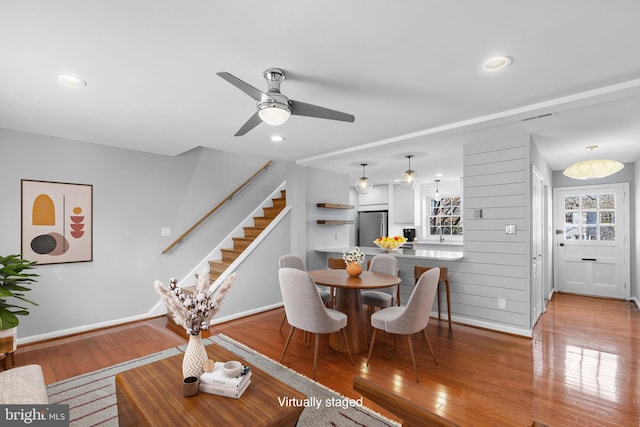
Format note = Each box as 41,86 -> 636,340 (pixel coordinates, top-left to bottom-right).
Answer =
315,246 -> 463,306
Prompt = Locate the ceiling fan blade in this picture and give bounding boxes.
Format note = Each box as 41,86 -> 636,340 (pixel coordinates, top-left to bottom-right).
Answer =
217,72 -> 272,102
290,100 -> 355,123
234,111 -> 262,136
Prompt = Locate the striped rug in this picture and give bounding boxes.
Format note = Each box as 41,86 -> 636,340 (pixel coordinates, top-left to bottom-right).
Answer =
46,334 -> 400,427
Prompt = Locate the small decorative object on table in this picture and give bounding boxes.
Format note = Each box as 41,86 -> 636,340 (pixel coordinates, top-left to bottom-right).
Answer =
342,247 -> 366,277
373,235 -> 407,252
154,271 -> 237,379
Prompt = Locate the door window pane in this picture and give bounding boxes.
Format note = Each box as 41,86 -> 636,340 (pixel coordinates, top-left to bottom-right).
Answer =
600,211 -> 615,224
600,226 -> 616,241
565,196 -> 580,210
599,194 -> 615,209
582,195 -> 597,209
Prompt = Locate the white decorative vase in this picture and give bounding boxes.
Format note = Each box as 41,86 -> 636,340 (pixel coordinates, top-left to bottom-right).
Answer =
182,333 -> 207,379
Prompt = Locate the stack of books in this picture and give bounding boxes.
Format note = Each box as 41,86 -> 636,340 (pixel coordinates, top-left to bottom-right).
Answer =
199,363 -> 252,399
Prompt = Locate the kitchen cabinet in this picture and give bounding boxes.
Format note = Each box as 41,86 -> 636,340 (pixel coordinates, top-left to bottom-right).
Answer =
394,184 -> 416,224
357,185 -> 389,207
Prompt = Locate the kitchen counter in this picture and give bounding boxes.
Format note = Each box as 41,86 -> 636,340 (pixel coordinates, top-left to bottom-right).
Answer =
412,240 -> 463,246
315,246 -> 463,261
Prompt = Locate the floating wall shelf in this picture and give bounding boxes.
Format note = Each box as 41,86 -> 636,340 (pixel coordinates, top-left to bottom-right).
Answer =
316,203 -> 354,209
317,202 -> 354,224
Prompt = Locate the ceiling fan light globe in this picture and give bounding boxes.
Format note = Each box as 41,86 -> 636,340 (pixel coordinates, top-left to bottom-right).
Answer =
355,177 -> 371,194
258,104 -> 291,126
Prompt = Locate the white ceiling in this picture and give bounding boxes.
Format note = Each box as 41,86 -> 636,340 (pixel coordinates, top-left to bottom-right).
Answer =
2,1 -> 640,186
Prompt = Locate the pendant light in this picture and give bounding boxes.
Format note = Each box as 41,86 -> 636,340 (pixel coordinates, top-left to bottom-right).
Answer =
400,155 -> 419,189
434,179 -> 441,202
563,145 -> 624,180
355,163 -> 371,194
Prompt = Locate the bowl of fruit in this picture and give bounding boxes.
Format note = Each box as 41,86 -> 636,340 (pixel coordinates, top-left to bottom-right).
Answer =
373,236 -> 407,251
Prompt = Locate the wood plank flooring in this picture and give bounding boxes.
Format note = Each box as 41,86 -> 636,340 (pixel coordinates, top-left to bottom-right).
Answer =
11,293 -> 640,426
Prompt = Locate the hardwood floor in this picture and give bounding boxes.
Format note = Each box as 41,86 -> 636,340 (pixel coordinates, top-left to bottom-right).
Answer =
11,293 -> 640,426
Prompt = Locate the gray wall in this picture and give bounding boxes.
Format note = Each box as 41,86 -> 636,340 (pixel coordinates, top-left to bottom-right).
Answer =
0,129 -> 286,342
461,134 -> 533,334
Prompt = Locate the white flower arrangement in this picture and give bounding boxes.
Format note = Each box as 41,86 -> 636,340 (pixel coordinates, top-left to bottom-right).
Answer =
342,247 -> 366,265
154,271 -> 236,336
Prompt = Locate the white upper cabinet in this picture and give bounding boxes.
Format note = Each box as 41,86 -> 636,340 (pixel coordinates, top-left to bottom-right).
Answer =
394,184 -> 415,224
357,184 -> 389,207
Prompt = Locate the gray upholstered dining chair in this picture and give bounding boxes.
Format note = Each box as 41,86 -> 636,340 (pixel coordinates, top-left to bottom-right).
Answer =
278,254 -> 332,331
361,254 -> 400,313
278,267 -> 353,379
366,267 -> 440,383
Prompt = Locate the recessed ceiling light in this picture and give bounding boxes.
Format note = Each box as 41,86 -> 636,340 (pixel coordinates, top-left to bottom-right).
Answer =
481,56 -> 512,71
57,74 -> 87,87
435,173 -> 444,177
270,135 -> 285,143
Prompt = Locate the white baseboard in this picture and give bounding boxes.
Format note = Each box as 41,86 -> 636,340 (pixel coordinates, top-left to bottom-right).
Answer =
432,311 -> 533,338
631,296 -> 640,310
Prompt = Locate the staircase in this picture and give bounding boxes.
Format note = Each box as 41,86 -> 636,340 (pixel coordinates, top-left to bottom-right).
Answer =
166,189 -> 286,338
207,189 -> 286,283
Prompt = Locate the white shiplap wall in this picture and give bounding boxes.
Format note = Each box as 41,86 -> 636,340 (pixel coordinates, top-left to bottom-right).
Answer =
460,134 -> 532,334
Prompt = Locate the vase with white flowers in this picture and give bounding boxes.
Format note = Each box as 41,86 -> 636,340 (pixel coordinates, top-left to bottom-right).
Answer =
342,247 -> 366,277
154,271 -> 236,379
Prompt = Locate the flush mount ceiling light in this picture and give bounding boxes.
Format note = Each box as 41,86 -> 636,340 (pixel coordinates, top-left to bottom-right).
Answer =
481,56 -> 512,71
434,179 -> 441,202
400,155 -> 419,189
355,163 -> 371,194
563,145 -> 624,180
56,74 -> 87,87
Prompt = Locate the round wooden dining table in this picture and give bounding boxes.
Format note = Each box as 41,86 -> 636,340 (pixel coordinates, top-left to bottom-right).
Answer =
308,269 -> 401,354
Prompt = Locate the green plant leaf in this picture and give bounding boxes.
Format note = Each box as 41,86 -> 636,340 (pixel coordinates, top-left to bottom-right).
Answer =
0,307 -> 19,329
14,295 -> 38,306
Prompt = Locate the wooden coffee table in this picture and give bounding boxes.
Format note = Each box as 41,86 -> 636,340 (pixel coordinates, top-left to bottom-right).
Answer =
116,342 -> 306,426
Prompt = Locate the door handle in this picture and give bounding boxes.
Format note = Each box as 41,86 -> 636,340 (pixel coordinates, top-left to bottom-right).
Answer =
559,243 -> 565,247
581,258 -> 597,262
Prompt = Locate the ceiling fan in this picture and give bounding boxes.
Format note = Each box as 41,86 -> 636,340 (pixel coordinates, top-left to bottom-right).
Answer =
217,68 -> 355,136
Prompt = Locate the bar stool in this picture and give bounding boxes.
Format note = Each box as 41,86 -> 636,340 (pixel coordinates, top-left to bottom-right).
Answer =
414,266 -> 451,329
327,257 -> 346,269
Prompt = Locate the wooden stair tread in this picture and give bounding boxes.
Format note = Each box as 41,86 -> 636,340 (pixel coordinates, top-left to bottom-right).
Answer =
208,188 -> 285,281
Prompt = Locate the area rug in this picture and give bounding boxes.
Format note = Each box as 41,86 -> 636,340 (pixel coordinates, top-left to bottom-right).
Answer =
46,333 -> 400,427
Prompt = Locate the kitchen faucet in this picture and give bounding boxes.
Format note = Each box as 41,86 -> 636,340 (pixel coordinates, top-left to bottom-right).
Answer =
439,226 -> 445,243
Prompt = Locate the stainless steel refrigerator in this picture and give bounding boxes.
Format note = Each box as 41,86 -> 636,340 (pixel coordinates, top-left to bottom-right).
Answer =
357,211 -> 388,246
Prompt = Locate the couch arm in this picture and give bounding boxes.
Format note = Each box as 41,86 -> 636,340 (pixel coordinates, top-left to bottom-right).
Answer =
0,364 -> 49,404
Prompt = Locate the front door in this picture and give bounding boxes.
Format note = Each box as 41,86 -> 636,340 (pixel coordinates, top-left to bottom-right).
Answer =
553,183 -> 629,298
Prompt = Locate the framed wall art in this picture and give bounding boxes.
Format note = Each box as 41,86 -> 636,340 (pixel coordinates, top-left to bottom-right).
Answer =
21,179 -> 93,265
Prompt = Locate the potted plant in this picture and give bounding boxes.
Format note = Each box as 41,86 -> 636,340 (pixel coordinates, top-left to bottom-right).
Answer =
0,254 -> 39,349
